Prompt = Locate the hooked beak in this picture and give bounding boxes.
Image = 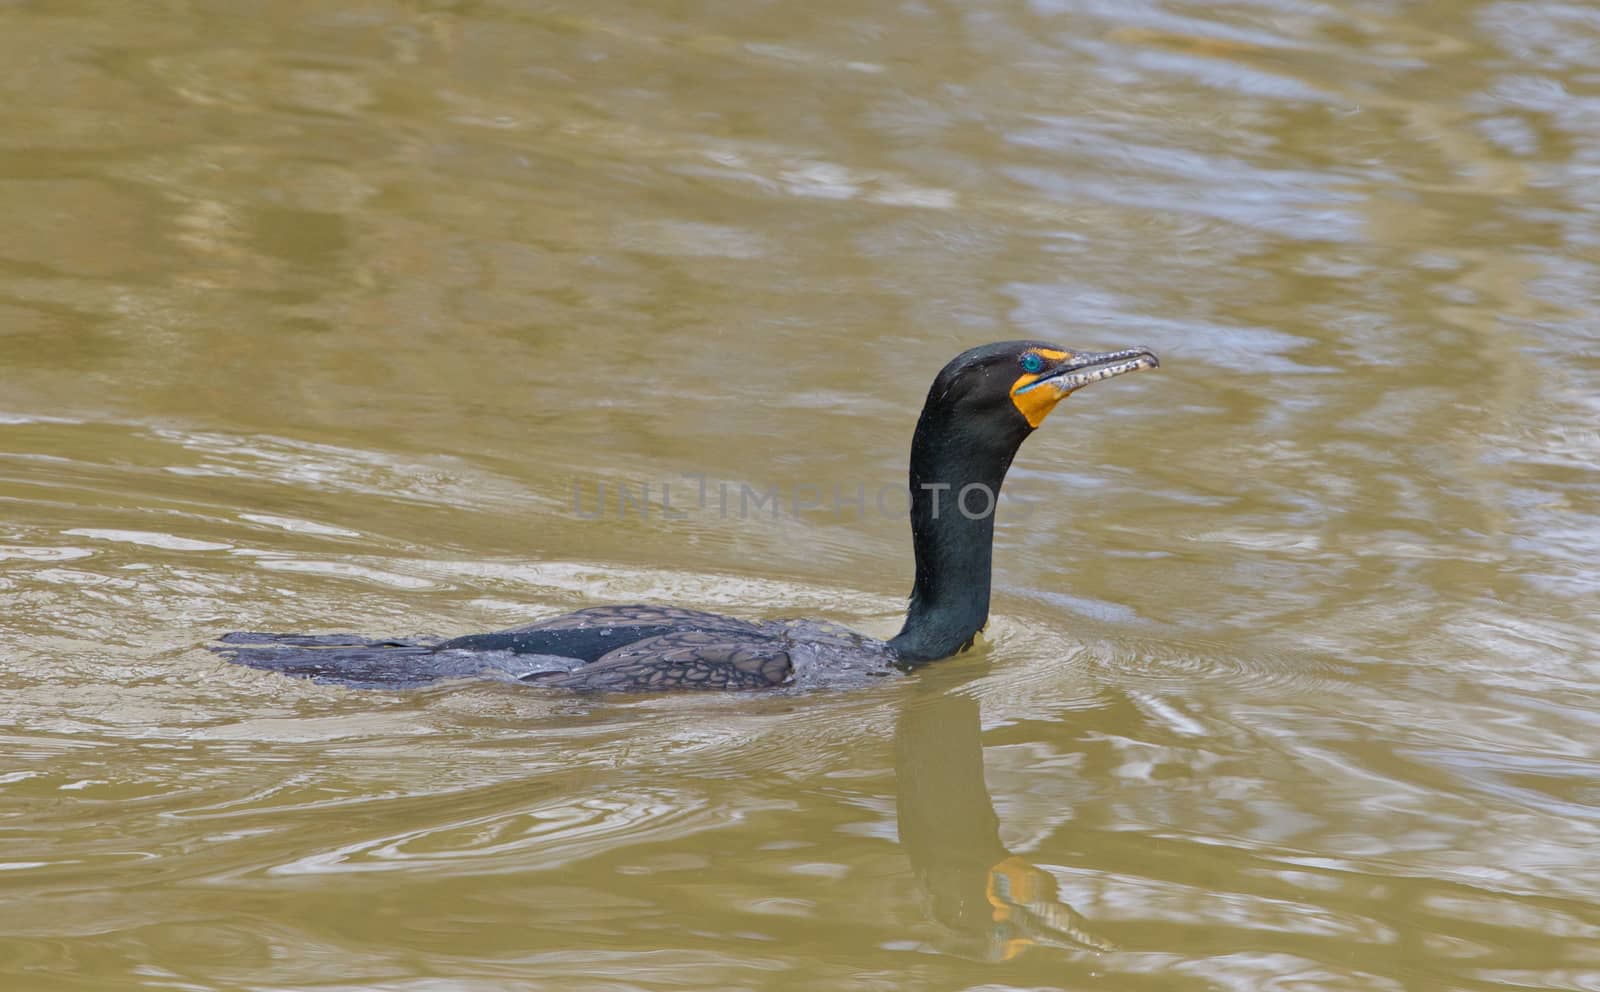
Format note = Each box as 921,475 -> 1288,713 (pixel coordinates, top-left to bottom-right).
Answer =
1024,347 -> 1160,396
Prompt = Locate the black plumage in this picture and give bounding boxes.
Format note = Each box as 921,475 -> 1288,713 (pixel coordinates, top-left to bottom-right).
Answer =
212,341 -> 1157,691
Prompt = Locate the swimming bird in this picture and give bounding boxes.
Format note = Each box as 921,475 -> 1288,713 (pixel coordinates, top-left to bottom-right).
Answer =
213,341 -> 1158,691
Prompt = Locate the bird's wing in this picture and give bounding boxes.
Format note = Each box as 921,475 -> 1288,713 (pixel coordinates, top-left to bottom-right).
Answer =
527,630 -> 793,691
211,633 -> 535,688
501,605 -> 763,634
437,604 -> 764,660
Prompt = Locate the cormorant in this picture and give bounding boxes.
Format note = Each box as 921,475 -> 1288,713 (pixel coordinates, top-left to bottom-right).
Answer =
213,341 -> 1158,691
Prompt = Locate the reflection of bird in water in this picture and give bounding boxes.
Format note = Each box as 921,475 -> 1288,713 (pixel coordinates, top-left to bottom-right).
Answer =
895,686 -> 1113,959
213,341 -> 1158,691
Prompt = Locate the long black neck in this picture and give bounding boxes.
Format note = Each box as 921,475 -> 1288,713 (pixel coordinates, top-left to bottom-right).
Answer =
887,406 -> 1026,665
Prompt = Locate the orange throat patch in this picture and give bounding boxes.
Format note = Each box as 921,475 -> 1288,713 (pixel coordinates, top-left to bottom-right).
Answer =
1009,349 -> 1071,427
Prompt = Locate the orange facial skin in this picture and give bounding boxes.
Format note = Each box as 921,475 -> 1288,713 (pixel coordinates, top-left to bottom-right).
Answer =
1008,348 -> 1071,427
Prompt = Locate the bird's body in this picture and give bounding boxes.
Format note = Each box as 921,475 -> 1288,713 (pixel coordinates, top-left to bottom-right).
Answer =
216,605 -> 894,691
213,341 -> 1158,692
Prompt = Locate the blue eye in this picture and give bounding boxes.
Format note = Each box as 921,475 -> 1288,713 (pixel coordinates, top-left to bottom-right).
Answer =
1021,353 -> 1044,374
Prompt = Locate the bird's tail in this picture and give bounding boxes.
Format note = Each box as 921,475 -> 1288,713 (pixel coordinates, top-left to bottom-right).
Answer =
210,631 -> 514,688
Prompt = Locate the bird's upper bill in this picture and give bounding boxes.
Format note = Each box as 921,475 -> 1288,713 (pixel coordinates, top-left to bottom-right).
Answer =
1009,346 -> 1160,428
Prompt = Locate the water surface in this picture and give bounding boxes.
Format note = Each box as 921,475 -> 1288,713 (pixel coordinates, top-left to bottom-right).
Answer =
2,1 -> 1598,989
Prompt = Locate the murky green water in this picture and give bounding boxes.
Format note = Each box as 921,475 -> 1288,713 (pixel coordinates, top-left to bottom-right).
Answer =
3,1 -> 1598,988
